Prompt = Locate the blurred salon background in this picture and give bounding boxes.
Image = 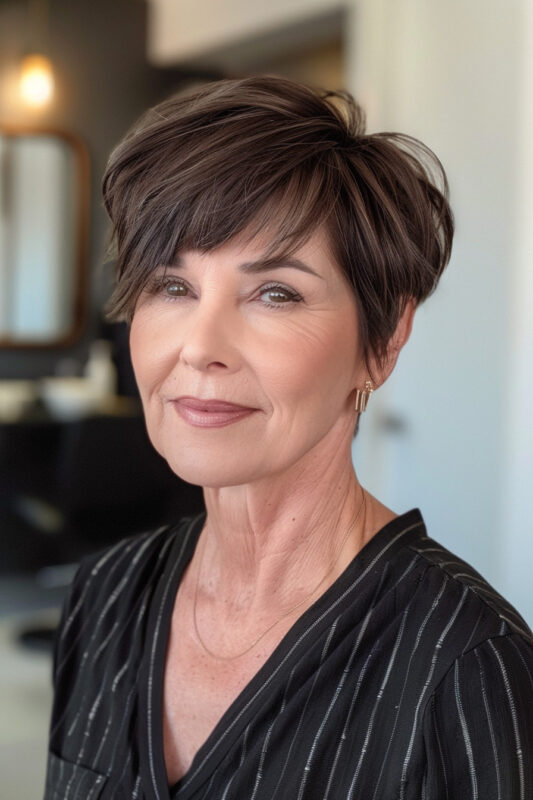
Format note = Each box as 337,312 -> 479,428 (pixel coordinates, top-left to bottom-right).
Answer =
1,0 -> 532,796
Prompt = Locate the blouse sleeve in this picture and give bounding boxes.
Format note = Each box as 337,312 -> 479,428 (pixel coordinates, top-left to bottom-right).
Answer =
422,633 -> 533,800
51,559 -> 86,687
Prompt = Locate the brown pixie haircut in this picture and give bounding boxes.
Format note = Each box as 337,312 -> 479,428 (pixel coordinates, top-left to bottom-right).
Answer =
102,74 -> 453,381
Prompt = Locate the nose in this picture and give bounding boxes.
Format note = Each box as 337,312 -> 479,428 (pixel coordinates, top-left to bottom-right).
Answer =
179,300 -> 240,372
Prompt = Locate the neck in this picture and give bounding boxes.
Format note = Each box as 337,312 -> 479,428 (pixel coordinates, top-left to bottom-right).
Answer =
197,441 -> 369,618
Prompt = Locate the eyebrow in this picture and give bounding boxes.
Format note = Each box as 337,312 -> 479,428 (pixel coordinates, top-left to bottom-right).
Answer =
170,254 -> 324,280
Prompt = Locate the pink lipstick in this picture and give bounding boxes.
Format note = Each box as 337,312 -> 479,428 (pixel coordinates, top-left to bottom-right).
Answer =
172,397 -> 257,428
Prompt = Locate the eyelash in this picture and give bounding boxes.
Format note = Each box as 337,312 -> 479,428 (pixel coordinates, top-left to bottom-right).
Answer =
145,276 -> 303,310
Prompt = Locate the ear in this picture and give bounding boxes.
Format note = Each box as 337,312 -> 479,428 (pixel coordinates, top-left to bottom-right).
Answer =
370,298 -> 417,387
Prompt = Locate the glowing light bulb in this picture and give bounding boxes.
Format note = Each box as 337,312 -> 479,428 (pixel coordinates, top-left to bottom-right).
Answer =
19,54 -> 54,108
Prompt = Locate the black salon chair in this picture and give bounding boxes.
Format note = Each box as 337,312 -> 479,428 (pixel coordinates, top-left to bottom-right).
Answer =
3,412 -> 204,649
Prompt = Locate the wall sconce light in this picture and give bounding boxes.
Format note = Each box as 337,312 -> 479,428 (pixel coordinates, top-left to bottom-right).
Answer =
19,0 -> 54,109
19,53 -> 55,108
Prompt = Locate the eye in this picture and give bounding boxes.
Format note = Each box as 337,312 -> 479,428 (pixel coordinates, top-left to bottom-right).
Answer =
146,276 -> 190,301
144,276 -> 302,309
258,283 -> 302,310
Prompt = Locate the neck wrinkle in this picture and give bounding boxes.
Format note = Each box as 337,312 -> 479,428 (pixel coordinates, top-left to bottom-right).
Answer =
197,469 -> 366,618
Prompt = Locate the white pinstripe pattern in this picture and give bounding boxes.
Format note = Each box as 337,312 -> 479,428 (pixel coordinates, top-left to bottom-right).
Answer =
54,525 -> 164,727
111,657 -> 132,693
450,577 -> 527,628
61,534 -> 171,746
488,638 -> 525,800
249,726 -> 272,800
114,748 -> 133,793
368,573 -> 449,800
177,521 -> 424,793
69,621 -> 120,750
58,538 -> 127,645
107,682 -> 137,774
85,774 -> 104,800
323,558 -> 422,799
474,646 -> 502,799
410,547 -> 530,638
198,769 -> 216,800
399,583 -> 469,799
58,758 -> 64,787
91,589 -> 153,768
454,658 -> 478,798
45,511 -> 533,800
63,762 -> 76,800
347,605 -> 410,799
508,636 -> 533,691
296,606 -> 377,800
56,530 -> 164,672
433,714 -> 450,799
132,773 -> 142,799
266,617 -> 339,800
219,723 -> 251,800
147,517 -> 198,800
99,534 -> 176,782
267,663 -> 302,800
93,620 -> 120,661
65,708 -> 82,740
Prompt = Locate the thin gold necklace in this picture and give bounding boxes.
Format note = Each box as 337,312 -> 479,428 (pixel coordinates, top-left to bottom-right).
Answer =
192,487 -> 367,661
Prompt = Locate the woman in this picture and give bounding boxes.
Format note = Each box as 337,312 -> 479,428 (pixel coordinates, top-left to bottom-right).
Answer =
45,75 -> 532,799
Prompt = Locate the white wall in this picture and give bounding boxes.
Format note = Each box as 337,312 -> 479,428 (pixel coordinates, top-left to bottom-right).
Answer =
500,0 -> 533,625
349,0 -> 532,625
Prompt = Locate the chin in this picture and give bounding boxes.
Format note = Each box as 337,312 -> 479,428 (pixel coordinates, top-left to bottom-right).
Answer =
161,448 -> 265,489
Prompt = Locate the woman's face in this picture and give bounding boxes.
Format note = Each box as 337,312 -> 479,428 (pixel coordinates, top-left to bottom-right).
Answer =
129,226 -> 364,487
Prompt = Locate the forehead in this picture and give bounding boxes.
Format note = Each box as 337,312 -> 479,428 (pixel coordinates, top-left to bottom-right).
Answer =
178,223 -> 342,281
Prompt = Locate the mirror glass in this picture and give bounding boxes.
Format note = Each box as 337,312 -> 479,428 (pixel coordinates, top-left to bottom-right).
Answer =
0,129 -> 89,347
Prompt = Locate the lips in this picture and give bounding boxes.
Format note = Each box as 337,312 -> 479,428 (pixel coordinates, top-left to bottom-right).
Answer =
172,396 -> 257,428
174,396 -> 255,412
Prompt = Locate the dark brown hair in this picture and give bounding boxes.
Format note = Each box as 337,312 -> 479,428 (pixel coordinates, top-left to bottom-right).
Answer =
102,74 -> 453,380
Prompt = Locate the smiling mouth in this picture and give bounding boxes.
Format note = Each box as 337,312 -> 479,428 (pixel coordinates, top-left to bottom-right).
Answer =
174,397 -> 255,412
172,399 -> 257,428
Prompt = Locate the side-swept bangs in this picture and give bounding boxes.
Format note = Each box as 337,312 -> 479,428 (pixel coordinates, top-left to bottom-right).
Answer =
102,75 -> 453,377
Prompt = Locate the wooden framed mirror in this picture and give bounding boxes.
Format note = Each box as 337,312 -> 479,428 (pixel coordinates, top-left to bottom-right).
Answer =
0,126 -> 90,348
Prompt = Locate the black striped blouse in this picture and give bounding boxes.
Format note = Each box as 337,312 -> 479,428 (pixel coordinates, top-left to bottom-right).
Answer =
44,508 -> 533,800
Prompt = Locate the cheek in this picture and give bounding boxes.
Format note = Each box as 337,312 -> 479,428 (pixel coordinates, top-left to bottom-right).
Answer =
129,316 -> 148,393
129,313 -> 167,399
264,314 -> 357,412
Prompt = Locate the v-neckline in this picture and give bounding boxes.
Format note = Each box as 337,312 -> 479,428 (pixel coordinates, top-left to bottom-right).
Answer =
140,507 -> 426,800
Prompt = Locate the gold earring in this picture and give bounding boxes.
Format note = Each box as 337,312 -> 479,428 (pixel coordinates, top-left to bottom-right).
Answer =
354,381 -> 374,412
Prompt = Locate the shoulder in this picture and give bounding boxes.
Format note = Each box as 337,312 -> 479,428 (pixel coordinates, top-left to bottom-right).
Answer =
69,512 -> 201,598
47,513 -> 204,759
404,527 -> 533,643
386,516 -> 533,708
52,513 -> 201,675
404,527 -> 533,762
393,523 -> 533,793
58,526 -> 170,632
